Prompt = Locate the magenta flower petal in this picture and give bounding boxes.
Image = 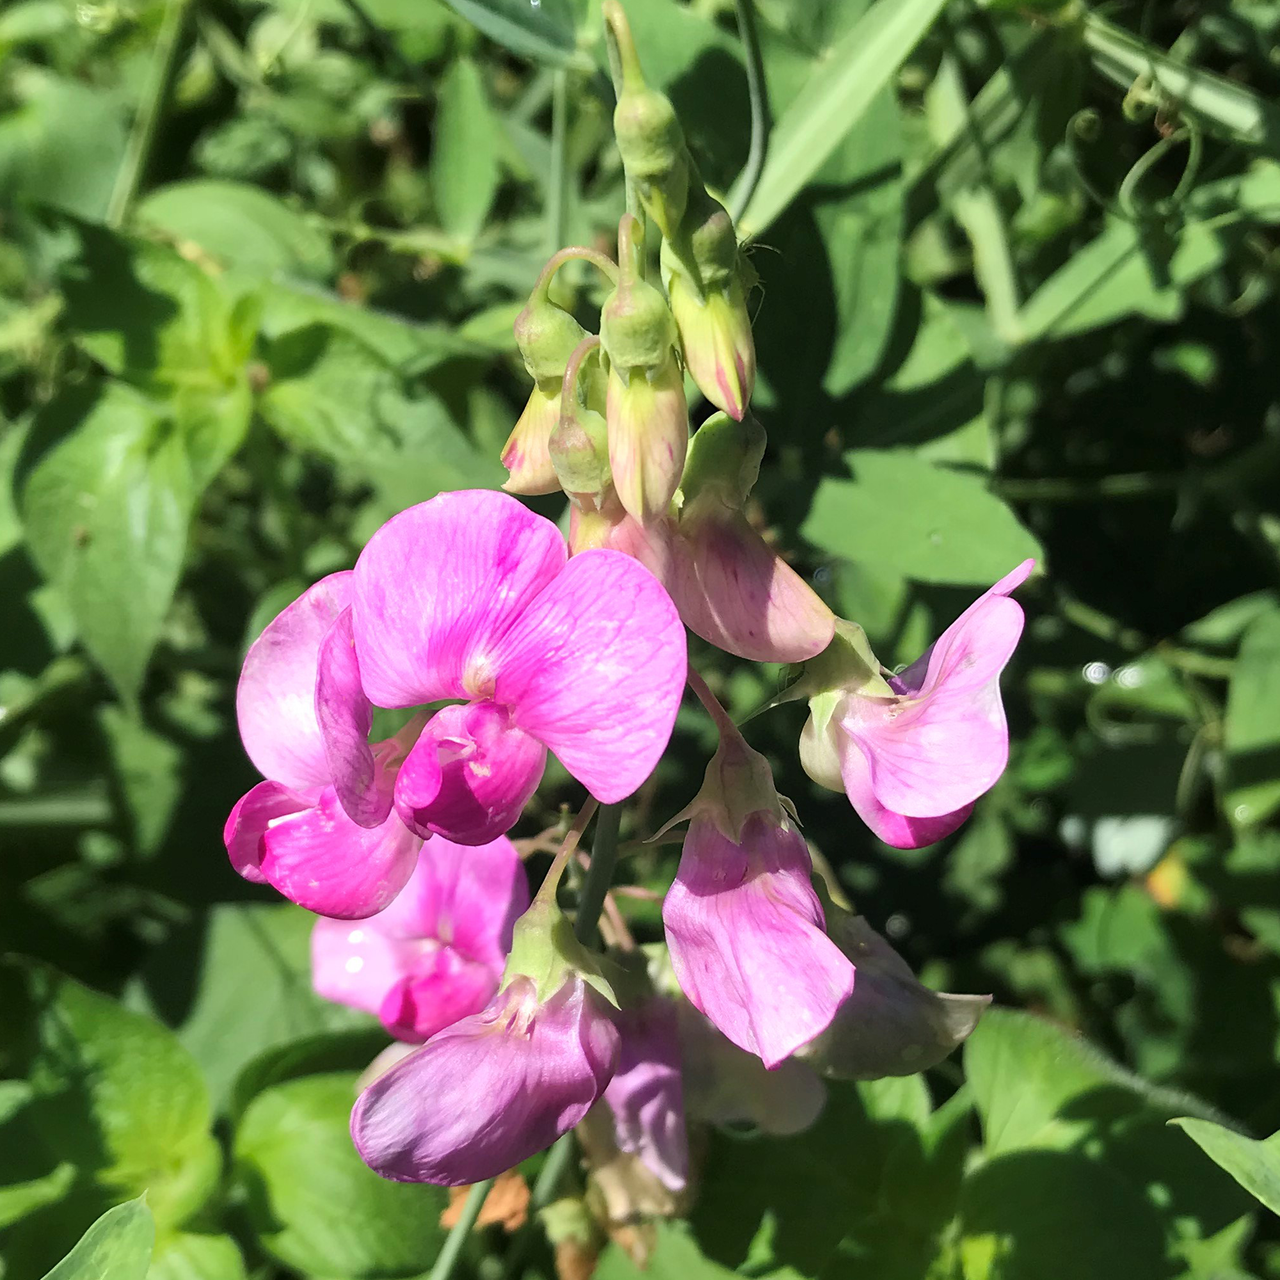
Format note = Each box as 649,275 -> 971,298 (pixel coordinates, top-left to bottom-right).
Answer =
603,999 -> 688,1191
351,491 -> 567,708
663,814 -> 855,1068
351,974 -> 620,1185
315,606 -> 396,828
841,594 -> 1025,820
393,702 -> 547,845
236,572 -> 352,793
312,835 -> 529,1040
259,786 -> 421,919
490,549 -> 687,804
224,779 -> 314,884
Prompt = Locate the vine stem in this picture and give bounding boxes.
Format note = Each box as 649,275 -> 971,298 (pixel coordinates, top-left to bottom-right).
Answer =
107,0 -> 193,227
428,1178 -> 493,1280
574,803 -> 621,948
727,0 -> 768,226
548,69 -> 570,257
686,666 -> 737,740
498,1133 -> 577,1279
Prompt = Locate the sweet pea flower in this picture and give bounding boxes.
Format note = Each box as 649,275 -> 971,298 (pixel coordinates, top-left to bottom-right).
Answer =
352,895 -> 620,1186
662,695 -> 855,1069
223,572 -> 422,919
800,561 -> 1034,850
602,998 -> 688,1192
311,834 -> 529,1042
318,487 -> 685,856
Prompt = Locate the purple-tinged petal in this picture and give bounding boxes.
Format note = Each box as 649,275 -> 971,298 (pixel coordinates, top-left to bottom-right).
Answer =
237,572 -> 352,793
842,595 -> 1024,819
260,786 -> 421,919
312,915 -> 426,1017
393,702 -> 547,846
316,606 -> 395,828
836,731 -> 973,848
663,814 -> 855,1069
224,779 -> 314,885
603,999 -> 688,1192
675,510 -> 834,664
351,974 -> 620,1185
351,491 -> 567,708
490,550 -> 686,804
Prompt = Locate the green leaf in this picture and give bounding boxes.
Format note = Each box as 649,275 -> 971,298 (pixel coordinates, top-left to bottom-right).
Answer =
21,381 -> 194,699
741,0 -> 949,234
1223,609 -> 1280,830
802,450 -> 1042,586
147,1232 -> 250,1280
137,904 -> 374,1113
0,69 -> 128,219
234,1073 -> 448,1278
1172,1118 -> 1280,1216
98,706 -> 183,858
39,1198 -> 154,1280
6,964 -> 221,1232
595,1224 -> 737,1280
430,58 -> 503,241
439,0 -> 584,67
137,180 -> 335,279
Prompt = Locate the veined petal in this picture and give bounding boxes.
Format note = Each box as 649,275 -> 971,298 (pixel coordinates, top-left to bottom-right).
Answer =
224,779 -> 314,885
490,550 -> 686,804
351,974 -> 620,1185
260,786 -> 421,919
394,702 -> 547,846
237,572 -> 352,792
351,491 -> 567,708
843,595 -> 1024,818
663,815 -> 855,1068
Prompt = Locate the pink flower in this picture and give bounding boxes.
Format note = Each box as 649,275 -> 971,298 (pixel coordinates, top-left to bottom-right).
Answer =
801,561 -> 1034,849
223,573 -> 422,919
311,834 -> 529,1042
351,973 -> 619,1185
327,490 -> 686,846
602,998 -> 688,1191
664,812 -> 856,1068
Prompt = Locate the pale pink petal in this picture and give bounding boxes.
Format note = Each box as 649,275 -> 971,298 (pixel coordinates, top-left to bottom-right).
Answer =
351,975 -> 620,1185
843,595 -> 1024,818
351,491 -> 567,708
237,572 -> 352,792
836,730 -> 973,848
663,815 -> 855,1068
311,915 -> 425,1016
394,702 -> 547,845
676,511 -> 834,664
489,550 -> 686,804
379,955 -> 499,1043
224,779 -> 314,885
315,606 -> 396,827
259,786 -> 421,919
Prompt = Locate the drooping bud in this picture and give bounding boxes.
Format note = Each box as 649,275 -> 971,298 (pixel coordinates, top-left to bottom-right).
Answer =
799,562 -> 1035,849
550,336 -> 613,506
351,893 -> 619,1186
502,263 -> 593,495
604,0 -> 689,239
800,890 -> 989,1080
660,694 -> 855,1068
600,215 -> 687,526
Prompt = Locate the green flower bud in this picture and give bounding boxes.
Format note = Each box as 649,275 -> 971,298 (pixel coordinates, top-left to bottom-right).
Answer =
679,411 -> 765,512
550,338 -> 612,504
600,217 -> 679,374
515,292 -> 589,384
668,268 -> 756,420
501,383 -> 561,496
606,354 -> 688,526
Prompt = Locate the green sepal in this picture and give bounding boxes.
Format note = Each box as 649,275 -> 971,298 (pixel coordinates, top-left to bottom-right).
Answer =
501,897 -> 619,1009
678,411 -> 765,512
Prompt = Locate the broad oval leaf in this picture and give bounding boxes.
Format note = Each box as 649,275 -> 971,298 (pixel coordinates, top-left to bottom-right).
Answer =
39,1199 -> 154,1280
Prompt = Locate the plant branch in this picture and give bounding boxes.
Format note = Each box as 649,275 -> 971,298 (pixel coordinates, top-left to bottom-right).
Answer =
428,1178 -> 493,1280
574,803 -> 621,948
548,69 -> 570,257
728,0 -> 768,225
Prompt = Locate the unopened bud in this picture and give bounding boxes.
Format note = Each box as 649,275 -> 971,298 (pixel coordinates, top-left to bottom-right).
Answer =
668,269 -> 755,420
679,412 -> 764,511
515,293 -> 589,384
502,383 -> 561,495
606,357 -> 688,526
550,337 -> 612,504
605,0 -> 689,238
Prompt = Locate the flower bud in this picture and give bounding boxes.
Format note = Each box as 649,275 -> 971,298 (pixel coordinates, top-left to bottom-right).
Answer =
501,383 -> 561,495
550,337 -> 613,505
667,268 -> 755,421
605,0 -> 689,239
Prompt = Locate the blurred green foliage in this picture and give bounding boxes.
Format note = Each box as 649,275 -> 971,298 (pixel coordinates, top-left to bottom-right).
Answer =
3,0 -> 1280,1276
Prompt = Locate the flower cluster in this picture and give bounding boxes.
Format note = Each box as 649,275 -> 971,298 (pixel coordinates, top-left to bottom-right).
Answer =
222,0 -> 1035,1212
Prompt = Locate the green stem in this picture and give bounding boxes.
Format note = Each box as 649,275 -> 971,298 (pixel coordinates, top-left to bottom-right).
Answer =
107,0 -> 193,227
429,1178 -> 494,1280
575,804 -> 621,948
727,0 -> 767,226
548,69 -> 570,257
602,4 -> 647,252
498,1134 -> 577,1279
